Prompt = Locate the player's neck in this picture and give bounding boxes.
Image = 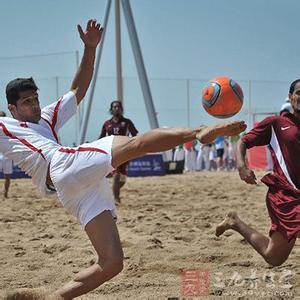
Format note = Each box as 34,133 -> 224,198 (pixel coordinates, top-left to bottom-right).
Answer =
112,115 -> 122,122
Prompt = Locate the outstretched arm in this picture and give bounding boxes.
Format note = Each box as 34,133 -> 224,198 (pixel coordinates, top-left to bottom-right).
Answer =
71,19 -> 103,104
236,139 -> 257,184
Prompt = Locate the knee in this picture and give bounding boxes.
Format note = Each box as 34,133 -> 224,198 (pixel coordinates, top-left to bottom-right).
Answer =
264,254 -> 288,267
108,256 -> 124,276
99,255 -> 124,278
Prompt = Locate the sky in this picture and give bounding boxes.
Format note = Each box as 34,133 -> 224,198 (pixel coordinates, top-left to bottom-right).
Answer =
0,0 -> 299,145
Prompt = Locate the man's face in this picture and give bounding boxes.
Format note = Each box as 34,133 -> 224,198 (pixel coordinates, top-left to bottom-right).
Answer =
111,102 -> 123,117
289,82 -> 300,113
9,89 -> 41,123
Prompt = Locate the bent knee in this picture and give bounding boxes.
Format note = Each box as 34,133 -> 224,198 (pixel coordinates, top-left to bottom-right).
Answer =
264,255 -> 288,267
99,256 -> 124,277
109,257 -> 124,275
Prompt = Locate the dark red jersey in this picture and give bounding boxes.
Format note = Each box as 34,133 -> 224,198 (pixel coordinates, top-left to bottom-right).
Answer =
99,117 -> 138,138
242,112 -> 300,240
242,112 -> 300,189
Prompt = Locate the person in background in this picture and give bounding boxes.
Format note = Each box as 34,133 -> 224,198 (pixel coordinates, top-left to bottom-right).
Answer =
99,100 -> 138,204
173,144 -> 185,161
0,111 -> 13,198
196,143 -> 210,171
227,134 -> 240,170
184,140 -> 197,172
208,143 -> 216,171
280,97 -> 292,115
215,136 -> 225,171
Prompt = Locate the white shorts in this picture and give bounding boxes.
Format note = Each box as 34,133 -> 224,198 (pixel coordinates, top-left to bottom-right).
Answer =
0,158 -> 13,175
49,136 -> 116,227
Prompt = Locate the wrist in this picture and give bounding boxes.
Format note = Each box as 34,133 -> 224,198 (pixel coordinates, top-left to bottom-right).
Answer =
84,45 -> 97,50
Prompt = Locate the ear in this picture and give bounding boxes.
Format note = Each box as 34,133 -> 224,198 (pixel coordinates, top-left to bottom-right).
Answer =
8,104 -> 17,118
288,93 -> 292,101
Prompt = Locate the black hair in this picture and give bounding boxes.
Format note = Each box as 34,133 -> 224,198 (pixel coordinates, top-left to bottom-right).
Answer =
289,79 -> 300,94
0,111 -> 6,117
6,77 -> 38,105
109,100 -> 123,114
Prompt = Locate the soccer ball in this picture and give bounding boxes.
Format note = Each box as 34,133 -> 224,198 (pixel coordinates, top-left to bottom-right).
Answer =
202,76 -> 243,118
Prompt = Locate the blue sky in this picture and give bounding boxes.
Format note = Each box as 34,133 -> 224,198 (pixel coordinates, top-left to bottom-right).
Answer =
0,0 -> 298,145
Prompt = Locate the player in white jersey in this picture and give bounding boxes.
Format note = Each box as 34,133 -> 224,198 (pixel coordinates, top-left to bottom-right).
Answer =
0,112 -> 13,198
2,20 -> 247,299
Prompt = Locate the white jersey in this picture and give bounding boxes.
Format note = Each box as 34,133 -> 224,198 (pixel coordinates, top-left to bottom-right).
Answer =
0,91 -> 77,195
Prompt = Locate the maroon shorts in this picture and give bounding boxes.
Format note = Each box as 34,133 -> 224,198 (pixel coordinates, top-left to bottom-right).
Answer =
262,173 -> 300,242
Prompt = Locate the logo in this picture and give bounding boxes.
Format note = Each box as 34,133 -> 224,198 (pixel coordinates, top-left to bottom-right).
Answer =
181,269 -> 210,296
281,126 -> 290,131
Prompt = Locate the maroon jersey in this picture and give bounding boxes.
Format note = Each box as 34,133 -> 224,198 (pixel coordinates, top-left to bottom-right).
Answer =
242,112 -> 300,240
242,112 -> 300,189
99,117 -> 138,138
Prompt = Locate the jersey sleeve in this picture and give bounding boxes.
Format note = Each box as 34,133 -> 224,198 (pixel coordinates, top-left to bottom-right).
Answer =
128,119 -> 138,136
41,91 -> 77,133
242,116 -> 275,149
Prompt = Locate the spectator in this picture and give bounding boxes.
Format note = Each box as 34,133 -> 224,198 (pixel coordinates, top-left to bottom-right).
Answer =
99,101 -> 138,204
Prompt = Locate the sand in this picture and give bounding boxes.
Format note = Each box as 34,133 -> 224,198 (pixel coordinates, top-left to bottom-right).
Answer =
0,171 -> 299,299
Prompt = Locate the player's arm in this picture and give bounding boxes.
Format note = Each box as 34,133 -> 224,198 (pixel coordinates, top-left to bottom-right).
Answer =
236,139 -> 257,184
99,123 -> 107,139
128,120 -> 138,137
71,19 -> 103,104
237,117 -> 274,185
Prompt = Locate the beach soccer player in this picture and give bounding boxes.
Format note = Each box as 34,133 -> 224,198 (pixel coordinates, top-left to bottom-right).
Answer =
0,111 -> 13,198
1,19 -> 246,298
99,100 -> 138,203
216,79 -> 300,266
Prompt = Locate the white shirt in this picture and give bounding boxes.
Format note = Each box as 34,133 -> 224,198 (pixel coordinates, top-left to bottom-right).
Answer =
0,91 -> 77,195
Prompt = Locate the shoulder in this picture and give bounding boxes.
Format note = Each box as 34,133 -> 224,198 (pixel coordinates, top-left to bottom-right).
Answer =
254,115 -> 278,127
0,117 -> 18,125
123,117 -> 134,124
103,119 -> 112,126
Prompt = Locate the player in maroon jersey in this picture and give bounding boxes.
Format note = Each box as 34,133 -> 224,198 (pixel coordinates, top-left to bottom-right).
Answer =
99,100 -> 138,203
216,79 -> 300,266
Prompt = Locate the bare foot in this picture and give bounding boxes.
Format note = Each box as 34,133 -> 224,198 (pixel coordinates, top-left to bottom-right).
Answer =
215,211 -> 240,237
4,191 -> 8,198
196,121 -> 247,144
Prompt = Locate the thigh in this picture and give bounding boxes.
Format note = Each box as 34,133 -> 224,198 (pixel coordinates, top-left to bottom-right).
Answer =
85,210 -> 123,261
111,135 -> 137,169
267,231 -> 296,262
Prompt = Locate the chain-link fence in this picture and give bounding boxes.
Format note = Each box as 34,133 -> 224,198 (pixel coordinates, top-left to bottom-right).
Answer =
0,53 -> 291,146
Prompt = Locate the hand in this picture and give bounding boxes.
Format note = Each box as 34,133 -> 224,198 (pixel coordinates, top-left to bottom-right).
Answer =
238,166 -> 257,184
77,19 -> 103,48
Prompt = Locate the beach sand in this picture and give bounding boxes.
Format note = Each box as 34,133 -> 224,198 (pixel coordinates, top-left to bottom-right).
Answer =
0,171 -> 299,299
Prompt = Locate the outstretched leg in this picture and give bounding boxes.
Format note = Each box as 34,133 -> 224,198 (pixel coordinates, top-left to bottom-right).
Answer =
216,212 -> 296,266
112,121 -> 246,168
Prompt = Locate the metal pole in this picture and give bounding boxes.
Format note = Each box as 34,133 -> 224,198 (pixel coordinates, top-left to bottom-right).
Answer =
79,0 -> 112,144
121,0 -> 159,129
115,0 -> 123,103
55,76 -> 59,99
186,79 -> 190,127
